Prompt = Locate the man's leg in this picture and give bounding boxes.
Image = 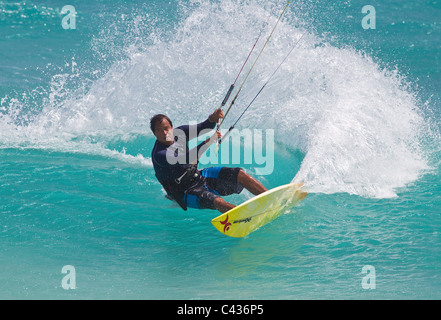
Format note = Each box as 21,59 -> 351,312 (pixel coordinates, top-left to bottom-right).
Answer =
200,167 -> 267,213
213,197 -> 236,213
237,169 -> 267,195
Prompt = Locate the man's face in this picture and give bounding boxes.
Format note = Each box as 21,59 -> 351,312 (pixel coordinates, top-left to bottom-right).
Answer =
154,118 -> 174,145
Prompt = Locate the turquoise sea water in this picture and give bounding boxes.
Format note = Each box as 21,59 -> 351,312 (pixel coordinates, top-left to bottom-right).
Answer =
1,0 -> 440,299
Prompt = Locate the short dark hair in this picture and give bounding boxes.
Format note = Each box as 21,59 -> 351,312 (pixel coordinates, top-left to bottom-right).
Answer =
150,114 -> 173,133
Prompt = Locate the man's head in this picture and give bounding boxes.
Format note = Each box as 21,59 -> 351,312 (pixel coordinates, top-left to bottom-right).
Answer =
150,114 -> 174,145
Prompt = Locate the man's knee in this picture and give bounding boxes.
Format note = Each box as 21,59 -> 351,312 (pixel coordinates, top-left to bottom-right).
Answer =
237,168 -> 246,182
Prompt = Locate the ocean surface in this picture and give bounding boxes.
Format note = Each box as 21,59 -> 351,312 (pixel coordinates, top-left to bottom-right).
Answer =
1,0 -> 440,299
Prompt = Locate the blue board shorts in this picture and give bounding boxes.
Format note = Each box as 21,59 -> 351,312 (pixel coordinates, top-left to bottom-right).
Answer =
185,167 -> 244,210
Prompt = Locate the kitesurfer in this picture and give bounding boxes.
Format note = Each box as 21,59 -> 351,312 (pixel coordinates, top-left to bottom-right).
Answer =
151,110 -> 267,213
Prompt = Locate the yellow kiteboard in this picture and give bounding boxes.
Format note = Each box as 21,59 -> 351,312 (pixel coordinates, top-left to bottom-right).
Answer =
211,183 -> 307,238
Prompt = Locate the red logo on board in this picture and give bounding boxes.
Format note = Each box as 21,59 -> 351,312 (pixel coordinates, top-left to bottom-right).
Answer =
220,215 -> 232,233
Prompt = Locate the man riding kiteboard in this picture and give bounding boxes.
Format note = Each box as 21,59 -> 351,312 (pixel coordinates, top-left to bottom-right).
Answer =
151,109 -> 267,213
